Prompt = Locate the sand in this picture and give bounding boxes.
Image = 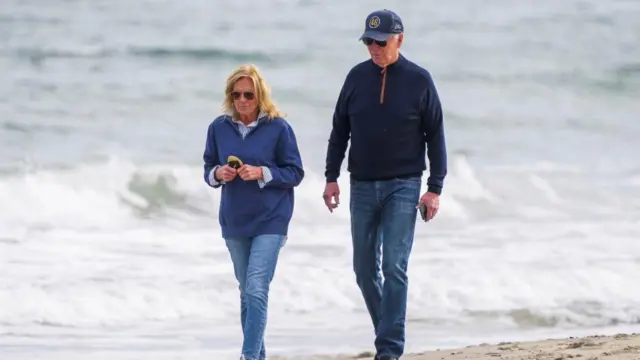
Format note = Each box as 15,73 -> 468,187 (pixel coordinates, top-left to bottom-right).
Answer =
275,333 -> 640,360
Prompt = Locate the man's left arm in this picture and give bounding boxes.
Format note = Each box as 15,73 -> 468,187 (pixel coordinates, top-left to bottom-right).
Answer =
420,74 -> 448,195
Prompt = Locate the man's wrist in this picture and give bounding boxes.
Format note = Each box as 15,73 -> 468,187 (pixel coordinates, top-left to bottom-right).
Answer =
427,185 -> 442,195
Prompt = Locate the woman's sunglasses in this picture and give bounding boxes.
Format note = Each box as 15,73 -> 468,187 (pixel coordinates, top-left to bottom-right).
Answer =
231,91 -> 255,100
362,38 -> 387,47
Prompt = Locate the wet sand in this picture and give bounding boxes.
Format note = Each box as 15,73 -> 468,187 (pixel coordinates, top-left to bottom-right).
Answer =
275,333 -> 640,360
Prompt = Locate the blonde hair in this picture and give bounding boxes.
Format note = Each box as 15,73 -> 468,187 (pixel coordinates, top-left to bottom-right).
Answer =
222,64 -> 285,120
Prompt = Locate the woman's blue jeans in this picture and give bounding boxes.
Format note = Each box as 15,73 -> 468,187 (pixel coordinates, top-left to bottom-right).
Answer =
224,234 -> 286,360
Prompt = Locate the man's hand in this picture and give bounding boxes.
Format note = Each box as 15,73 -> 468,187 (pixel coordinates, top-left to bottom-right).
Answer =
323,182 -> 340,212
215,165 -> 237,182
417,192 -> 440,222
238,165 -> 263,181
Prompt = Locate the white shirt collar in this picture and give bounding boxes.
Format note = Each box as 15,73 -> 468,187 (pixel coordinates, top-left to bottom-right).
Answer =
226,111 -> 268,127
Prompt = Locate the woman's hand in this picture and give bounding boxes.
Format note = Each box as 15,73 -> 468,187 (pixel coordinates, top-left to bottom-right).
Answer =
215,165 -> 237,182
238,165 -> 263,181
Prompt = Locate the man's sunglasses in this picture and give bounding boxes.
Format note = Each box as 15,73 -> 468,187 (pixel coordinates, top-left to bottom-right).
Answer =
231,91 -> 255,100
362,38 -> 387,47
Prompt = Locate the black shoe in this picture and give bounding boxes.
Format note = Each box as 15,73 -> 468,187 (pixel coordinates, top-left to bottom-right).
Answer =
375,355 -> 398,360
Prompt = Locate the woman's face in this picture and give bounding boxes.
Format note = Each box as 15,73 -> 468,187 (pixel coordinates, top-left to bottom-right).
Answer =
231,77 -> 258,118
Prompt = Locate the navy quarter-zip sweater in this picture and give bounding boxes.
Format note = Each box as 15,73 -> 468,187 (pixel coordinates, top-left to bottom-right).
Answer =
203,115 -> 304,238
325,54 -> 447,194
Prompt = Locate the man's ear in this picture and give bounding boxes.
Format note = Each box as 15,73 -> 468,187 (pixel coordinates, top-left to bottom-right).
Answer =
397,33 -> 404,47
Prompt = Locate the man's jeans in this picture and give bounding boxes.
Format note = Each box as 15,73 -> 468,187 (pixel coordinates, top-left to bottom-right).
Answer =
350,176 -> 421,358
225,234 -> 286,360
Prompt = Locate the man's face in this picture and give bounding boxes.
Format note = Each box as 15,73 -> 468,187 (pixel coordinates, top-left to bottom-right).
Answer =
363,34 -> 403,67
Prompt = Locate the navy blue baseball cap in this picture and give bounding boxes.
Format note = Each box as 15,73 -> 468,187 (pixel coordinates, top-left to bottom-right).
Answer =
359,9 -> 404,41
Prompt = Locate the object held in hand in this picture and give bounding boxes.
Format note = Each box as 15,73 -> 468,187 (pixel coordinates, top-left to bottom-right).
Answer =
227,155 -> 243,169
418,202 -> 428,222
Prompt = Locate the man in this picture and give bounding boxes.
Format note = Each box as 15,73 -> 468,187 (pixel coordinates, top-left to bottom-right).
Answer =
322,9 -> 448,360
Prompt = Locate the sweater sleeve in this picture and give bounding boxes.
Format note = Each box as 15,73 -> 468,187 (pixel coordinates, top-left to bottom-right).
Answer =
421,74 -> 448,195
203,121 -> 223,189
324,76 -> 351,183
264,121 -> 305,188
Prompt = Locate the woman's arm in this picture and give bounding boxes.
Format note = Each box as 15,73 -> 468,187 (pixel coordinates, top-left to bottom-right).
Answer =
262,121 -> 305,189
202,122 -> 223,188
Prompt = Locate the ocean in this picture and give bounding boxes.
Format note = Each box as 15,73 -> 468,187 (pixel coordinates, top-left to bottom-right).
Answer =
1,0 -> 639,359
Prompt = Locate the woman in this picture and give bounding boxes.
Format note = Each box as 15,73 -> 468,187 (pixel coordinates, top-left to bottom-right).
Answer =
202,64 -> 305,360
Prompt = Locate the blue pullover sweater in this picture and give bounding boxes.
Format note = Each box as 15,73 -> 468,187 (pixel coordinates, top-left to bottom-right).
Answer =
203,114 -> 304,238
325,54 -> 447,194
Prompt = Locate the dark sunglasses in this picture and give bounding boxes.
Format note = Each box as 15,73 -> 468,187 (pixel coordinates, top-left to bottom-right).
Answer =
362,37 -> 387,47
231,91 -> 255,100
227,155 -> 243,169
228,159 -> 242,169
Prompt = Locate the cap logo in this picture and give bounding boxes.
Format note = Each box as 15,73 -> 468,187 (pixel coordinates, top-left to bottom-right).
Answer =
368,16 -> 380,28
